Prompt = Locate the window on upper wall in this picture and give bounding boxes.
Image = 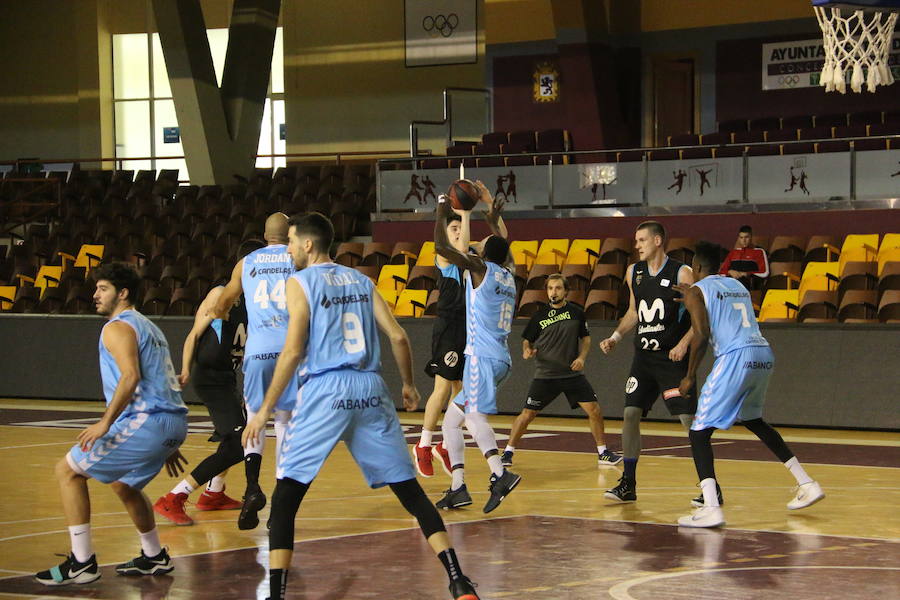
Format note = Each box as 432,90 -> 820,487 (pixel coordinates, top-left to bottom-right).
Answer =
112,27 -> 285,181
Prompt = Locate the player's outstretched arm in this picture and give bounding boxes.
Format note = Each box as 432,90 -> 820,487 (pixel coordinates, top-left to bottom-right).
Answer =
373,289 -> 421,411
670,265 -> 697,362
209,259 -> 244,319
79,322 -> 141,451
475,180 -> 508,241
179,286 -> 222,385
677,285 -> 710,399
242,278 -> 308,448
599,264 -> 637,354
435,196 -> 486,278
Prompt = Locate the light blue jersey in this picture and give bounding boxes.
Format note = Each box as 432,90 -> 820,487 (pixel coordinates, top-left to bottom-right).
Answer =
693,275 -> 769,357
464,261 -> 516,364
293,262 -> 380,376
99,309 -> 186,418
242,244 -> 294,355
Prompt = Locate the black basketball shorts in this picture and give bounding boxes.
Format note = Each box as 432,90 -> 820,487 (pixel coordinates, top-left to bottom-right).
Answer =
524,375 -> 597,411
194,383 -> 247,441
424,317 -> 466,381
623,350 -> 696,416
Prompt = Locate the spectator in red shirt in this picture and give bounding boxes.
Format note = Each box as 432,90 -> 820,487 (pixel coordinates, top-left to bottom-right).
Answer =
719,225 -> 769,289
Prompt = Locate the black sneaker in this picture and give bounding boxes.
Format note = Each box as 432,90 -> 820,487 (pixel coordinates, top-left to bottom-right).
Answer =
604,476 -> 636,503
691,482 -> 724,508
35,553 -> 100,586
449,575 -> 480,599
597,449 -> 623,467
500,450 -> 514,467
483,469 -> 522,513
238,489 -> 267,530
435,485 -> 473,510
116,548 -> 174,576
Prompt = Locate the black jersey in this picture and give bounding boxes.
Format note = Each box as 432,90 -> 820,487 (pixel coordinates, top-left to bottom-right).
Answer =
435,261 -> 465,321
193,296 -> 248,386
522,301 -> 590,379
630,257 -> 690,353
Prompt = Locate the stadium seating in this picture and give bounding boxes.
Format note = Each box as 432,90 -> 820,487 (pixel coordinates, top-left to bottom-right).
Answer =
838,289 -> 878,322
759,289 -> 799,322
566,239 -> 601,268
394,289 -> 428,317
798,262 -> 840,302
534,239 -> 569,267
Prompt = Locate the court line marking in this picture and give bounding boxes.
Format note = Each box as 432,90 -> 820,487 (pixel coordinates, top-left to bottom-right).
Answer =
607,565 -> 900,600
532,513 -> 900,543
0,441 -> 73,451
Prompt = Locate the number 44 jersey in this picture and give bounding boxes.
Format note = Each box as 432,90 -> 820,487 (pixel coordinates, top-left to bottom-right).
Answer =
293,262 -> 381,376
242,244 -> 294,356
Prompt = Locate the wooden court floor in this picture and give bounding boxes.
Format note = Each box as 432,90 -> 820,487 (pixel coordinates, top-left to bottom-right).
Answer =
0,398 -> 897,599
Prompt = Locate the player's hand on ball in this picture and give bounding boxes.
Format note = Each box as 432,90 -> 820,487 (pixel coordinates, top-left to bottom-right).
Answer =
242,413 -> 268,449
402,384 -> 421,411
669,342 -> 688,362
164,450 -> 188,477
78,421 -> 110,452
599,337 -> 617,354
570,357 -> 585,371
678,376 -> 694,399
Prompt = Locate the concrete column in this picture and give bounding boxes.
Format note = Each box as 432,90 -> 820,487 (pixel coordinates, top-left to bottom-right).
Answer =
152,0 -> 280,185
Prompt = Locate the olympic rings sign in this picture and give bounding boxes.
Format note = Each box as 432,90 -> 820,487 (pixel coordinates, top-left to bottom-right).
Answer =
778,74 -> 801,87
422,13 -> 459,37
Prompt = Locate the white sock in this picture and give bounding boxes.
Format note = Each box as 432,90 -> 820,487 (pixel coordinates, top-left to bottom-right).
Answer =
139,528 -> 162,558
451,467 -> 465,490
504,445 -> 515,454
463,412 -> 501,469
274,409 -> 291,467
68,523 -> 93,563
486,454 -> 504,477
597,445 -> 607,455
700,478 -> 720,508
170,480 -> 195,496
441,403 -> 467,467
419,429 -> 434,448
784,457 -> 813,486
206,475 -> 225,493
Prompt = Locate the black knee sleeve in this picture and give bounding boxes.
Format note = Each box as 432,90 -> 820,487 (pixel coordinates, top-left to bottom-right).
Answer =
688,427 -> 717,481
390,478 -> 446,539
743,418 -> 794,463
269,477 -> 310,550
189,433 -> 245,486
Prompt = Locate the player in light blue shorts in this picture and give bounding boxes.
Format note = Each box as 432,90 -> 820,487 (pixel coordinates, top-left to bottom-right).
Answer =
674,242 -> 825,529
212,212 -> 298,529
434,187 -> 522,514
241,213 -> 480,600
36,263 -> 188,587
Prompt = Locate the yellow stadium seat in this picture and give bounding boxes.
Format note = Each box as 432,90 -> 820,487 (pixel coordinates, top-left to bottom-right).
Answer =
510,240 -> 538,270
877,234 -> 900,275
878,247 -> 900,276
34,265 -> 62,297
415,241 -> 436,266
377,287 -> 400,309
74,244 -> 104,270
394,289 -> 428,317
376,264 -> 409,293
759,289 -> 799,322
838,234 -> 878,275
0,286 -> 15,311
798,261 -> 839,302
534,239 -> 570,267
567,239 -> 602,268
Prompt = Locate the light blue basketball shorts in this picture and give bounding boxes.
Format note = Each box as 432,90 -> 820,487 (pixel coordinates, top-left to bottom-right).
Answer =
67,411 -> 187,490
452,354 -> 510,415
692,345 -> 775,431
243,350 -> 299,413
276,369 -> 415,488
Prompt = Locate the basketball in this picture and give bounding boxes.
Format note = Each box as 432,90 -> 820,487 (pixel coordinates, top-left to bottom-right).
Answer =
447,179 -> 481,210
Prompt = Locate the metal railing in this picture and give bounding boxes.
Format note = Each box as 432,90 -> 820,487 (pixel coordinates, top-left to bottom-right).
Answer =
409,87 -> 492,157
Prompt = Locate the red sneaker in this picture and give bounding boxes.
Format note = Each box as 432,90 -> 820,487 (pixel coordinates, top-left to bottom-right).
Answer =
195,489 -> 243,511
413,444 -> 434,477
153,492 -> 193,526
433,441 -> 453,476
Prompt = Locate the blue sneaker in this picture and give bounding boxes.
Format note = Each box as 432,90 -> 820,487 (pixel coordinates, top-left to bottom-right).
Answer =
598,449 -> 623,467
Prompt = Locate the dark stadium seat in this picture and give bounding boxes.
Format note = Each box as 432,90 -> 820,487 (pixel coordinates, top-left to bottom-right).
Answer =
584,289 -> 620,320
589,263 -> 626,290
838,289 -> 878,322
877,289 -> 900,322
797,289 -> 837,322
782,115 -> 813,130
517,289 -> 547,318
335,242 -> 364,267
407,265 -> 439,292
561,263 -> 591,292
525,264 -> 559,290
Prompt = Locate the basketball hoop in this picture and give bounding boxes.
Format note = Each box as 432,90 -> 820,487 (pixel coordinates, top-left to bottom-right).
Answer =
813,0 -> 899,93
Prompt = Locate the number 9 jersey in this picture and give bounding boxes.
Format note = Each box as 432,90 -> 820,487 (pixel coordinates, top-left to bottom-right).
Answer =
241,244 -> 294,355
293,263 -> 381,375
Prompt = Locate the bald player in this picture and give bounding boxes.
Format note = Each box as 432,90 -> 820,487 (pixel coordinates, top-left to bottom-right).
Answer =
211,213 -> 298,529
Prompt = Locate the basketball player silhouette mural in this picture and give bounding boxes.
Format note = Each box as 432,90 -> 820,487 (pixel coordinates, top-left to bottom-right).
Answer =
668,169 -> 687,194
422,175 -> 437,205
405,174 -> 424,205
696,168 -> 712,196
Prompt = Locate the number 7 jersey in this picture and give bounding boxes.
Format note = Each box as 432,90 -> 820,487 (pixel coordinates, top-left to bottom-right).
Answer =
242,244 -> 294,355
293,262 -> 381,375
692,275 -> 769,357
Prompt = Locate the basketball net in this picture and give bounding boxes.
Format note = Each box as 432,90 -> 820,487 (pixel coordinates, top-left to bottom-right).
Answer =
814,4 -> 898,93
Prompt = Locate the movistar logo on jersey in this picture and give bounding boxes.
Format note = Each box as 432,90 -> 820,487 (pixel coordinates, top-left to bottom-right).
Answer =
638,298 -> 665,323
539,310 -> 571,329
254,253 -> 291,264
331,396 -> 380,409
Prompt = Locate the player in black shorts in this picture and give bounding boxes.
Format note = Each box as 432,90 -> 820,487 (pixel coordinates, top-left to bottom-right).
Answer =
153,241 -> 259,525
413,182 -> 507,479
501,274 -> 621,467
599,221 -> 697,503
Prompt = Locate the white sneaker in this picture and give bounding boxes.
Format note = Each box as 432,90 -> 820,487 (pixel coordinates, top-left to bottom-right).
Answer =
678,506 -> 725,528
787,481 -> 825,510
